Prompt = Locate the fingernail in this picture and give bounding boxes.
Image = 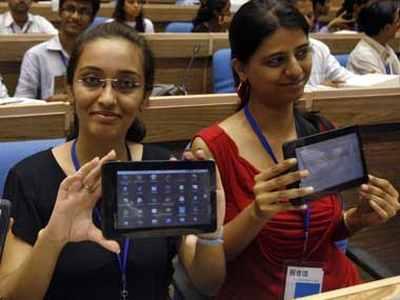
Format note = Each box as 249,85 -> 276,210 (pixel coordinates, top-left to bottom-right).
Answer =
300,170 -> 309,177
288,158 -> 297,164
299,204 -> 307,210
361,184 -> 368,191
305,186 -> 314,192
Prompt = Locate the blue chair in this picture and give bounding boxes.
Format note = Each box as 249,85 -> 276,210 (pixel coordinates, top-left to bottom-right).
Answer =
0,138 -> 64,197
212,48 -> 235,93
88,17 -> 111,31
334,54 -> 349,67
165,22 -> 194,33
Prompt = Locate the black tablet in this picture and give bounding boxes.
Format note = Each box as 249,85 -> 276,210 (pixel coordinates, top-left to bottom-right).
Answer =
101,160 -> 217,239
282,126 -> 368,205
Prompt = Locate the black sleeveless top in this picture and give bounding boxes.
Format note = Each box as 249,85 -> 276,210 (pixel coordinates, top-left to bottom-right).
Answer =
4,144 -> 177,300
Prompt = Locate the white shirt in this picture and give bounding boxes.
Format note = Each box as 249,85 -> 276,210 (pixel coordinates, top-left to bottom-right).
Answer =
347,35 -> 400,75
14,35 -> 69,100
0,74 -> 8,98
107,18 -> 155,33
307,38 -> 355,87
0,11 -> 57,34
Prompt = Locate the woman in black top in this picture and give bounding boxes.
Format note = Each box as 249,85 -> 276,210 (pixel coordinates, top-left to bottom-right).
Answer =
192,0 -> 231,32
0,22 -> 225,300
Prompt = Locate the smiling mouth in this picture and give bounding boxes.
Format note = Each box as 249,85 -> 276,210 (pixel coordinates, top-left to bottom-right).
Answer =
90,111 -> 121,121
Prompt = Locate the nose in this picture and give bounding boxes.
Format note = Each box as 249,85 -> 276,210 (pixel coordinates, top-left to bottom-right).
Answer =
284,55 -> 304,79
97,81 -> 117,107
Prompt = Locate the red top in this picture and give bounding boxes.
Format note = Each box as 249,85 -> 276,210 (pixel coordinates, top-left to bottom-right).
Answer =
196,124 -> 361,300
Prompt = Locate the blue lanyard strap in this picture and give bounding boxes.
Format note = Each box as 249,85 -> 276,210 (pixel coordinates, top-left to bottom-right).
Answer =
59,51 -> 69,68
243,103 -> 311,256
244,103 -> 278,164
71,140 -> 130,299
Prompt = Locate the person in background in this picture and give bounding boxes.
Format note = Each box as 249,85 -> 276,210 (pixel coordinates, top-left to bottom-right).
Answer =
0,74 -> 9,98
192,0 -> 399,299
192,0 -> 231,32
111,0 -> 155,33
347,0 -> 400,75
0,0 -> 57,34
0,22 -> 225,300
311,0 -> 330,31
295,0 -> 356,87
320,0 -> 368,32
14,0 -> 100,101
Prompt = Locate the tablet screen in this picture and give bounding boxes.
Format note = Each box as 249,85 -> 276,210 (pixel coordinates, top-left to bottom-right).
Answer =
295,132 -> 364,192
116,169 -> 212,230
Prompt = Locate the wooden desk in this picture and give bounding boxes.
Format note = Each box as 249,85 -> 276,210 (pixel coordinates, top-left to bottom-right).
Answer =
3,86 -> 400,141
0,3 -> 198,31
298,275 -> 400,300
0,102 -> 71,140
0,32 -> 380,96
0,33 -> 216,95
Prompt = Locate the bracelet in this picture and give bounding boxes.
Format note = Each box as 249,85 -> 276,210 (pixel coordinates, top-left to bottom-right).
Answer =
197,237 -> 224,246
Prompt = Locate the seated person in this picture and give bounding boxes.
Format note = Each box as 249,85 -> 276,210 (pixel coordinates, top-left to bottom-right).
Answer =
0,22 -> 225,300
295,0 -> 355,87
0,74 -> 8,98
14,0 -> 100,101
347,0 -> 400,75
320,0 -> 368,33
192,0 -> 400,299
192,0 -> 231,32
0,0 -> 57,34
311,0 -> 330,31
111,0 -> 155,33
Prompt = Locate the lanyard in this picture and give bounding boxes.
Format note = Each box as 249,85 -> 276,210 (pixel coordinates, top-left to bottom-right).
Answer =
59,51 -> 69,68
385,63 -> 391,75
243,103 -> 311,256
71,140 -> 131,300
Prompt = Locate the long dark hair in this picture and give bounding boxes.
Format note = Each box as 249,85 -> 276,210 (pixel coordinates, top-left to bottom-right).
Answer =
229,0 -> 309,109
66,22 -> 155,142
113,0 -> 145,32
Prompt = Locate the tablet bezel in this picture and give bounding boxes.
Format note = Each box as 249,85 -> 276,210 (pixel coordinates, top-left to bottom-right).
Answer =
101,160 -> 217,239
282,125 -> 368,205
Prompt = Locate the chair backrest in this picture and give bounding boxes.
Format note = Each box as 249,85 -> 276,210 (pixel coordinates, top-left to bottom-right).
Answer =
165,22 -> 194,33
0,138 -> 64,197
334,54 -> 349,67
212,48 -> 235,93
88,16 -> 111,31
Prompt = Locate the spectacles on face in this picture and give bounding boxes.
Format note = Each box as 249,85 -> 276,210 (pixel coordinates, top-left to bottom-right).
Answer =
61,3 -> 93,17
77,76 -> 142,94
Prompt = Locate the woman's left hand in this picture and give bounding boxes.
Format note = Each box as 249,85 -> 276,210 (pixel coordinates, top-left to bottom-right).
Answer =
182,149 -> 225,237
348,175 -> 400,229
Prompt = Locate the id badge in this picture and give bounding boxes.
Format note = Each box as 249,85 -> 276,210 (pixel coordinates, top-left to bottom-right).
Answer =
283,263 -> 324,300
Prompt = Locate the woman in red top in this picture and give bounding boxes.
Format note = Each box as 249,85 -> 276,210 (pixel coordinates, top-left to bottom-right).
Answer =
192,0 -> 400,299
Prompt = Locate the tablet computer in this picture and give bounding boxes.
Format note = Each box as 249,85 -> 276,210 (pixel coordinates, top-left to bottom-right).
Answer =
282,126 -> 368,205
101,160 -> 217,239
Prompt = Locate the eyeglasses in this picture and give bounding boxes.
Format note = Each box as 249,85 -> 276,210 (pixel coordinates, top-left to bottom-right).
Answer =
77,76 -> 142,94
61,4 -> 93,17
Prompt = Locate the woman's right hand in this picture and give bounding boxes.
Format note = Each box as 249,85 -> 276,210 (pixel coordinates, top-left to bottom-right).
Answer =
252,158 -> 314,221
42,150 -> 120,254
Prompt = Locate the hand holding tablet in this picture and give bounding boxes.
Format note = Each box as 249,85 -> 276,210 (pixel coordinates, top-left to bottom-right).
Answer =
283,126 -> 369,205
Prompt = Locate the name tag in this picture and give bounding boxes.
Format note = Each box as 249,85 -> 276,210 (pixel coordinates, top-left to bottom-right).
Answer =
283,265 -> 324,299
